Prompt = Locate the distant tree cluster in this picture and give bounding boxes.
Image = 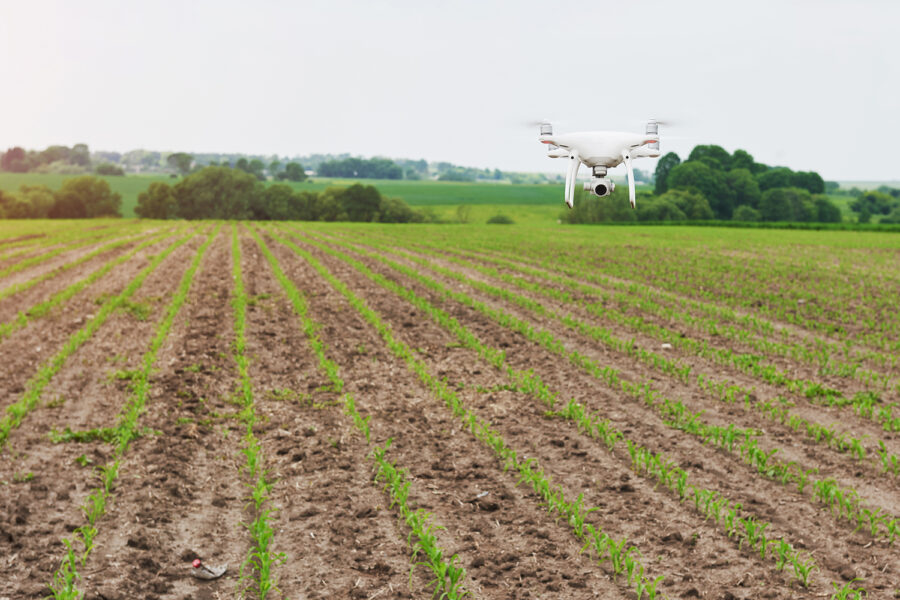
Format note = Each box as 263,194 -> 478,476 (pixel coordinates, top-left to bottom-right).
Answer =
0,176 -> 121,218
317,157 -> 403,180
849,187 -> 900,223
565,144 -> 841,224
134,166 -> 428,222
1,144 -> 92,174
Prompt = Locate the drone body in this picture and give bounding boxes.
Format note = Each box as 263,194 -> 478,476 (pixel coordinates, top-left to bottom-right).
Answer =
539,120 -> 661,209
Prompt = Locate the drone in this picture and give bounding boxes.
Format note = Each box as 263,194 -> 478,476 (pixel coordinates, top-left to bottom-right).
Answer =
539,119 -> 662,209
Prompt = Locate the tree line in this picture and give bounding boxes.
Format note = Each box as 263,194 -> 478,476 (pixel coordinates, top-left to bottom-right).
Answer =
564,144 -> 846,224
135,166 -> 429,222
0,177 -> 122,218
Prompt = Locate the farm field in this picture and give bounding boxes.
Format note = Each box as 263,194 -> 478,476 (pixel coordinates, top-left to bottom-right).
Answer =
0,220 -> 898,599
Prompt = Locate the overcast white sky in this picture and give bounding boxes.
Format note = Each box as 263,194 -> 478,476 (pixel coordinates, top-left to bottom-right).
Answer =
1,0 -> 897,180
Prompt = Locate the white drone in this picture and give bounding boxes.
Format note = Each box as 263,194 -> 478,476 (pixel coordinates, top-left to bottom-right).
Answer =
539,119 -> 662,209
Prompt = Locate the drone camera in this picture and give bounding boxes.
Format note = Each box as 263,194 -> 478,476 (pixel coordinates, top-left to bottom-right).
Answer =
584,177 -> 615,197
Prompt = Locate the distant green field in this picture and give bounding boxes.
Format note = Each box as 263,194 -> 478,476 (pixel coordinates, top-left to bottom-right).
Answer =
282,178 -> 566,206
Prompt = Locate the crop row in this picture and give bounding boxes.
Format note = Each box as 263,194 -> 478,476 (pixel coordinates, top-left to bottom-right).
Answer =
47,224 -> 216,598
230,224 -> 285,598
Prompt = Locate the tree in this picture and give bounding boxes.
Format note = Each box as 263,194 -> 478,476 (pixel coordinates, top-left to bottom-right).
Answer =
172,166 -> 260,220
268,160 -> 281,179
250,184 -> 296,220
49,176 -> 122,218
756,167 -> 793,191
15,185 -> 55,218
725,168 -> 762,208
380,196 -> 423,223
337,183 -> 382,221
308,189 -> 347,221
790,171 -> 825,194
167,152 -> 194,177
1,147 -> 28,172
879,206 -> 900,224
850,190 -> 897,216
0,189 -> 29,218
95,163 -> 125,176
70,143 -> 91,167
688,145 -> 731,170
730,149 -> 755,171
658,189 -> 713,219
667,160 -> 735,218
281,162 -> 306,182
732,205 -> 761,222
653,152 -> 681,194
248,159 -> 266,181
636,198 -> 687,222
135,182 -> 177,219
759,187 -> 814,222
813,195 -> 842,223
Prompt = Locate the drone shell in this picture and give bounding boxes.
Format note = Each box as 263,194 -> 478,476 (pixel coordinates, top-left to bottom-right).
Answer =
540,131 -> 658,168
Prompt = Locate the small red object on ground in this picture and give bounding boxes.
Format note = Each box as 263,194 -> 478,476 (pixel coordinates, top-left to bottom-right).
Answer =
192,558 -> 202,568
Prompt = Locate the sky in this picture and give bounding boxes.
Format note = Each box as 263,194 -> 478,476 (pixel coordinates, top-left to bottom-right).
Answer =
1,0 -> 898,181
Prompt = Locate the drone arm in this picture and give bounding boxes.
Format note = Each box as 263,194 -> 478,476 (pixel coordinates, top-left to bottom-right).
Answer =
622,150 -> 636,209
565,150 -> 580,209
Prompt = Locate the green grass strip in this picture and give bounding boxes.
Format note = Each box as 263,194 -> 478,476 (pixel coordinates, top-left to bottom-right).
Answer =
232,224 -> 284,600
0,230 -> 197,448
47,224 -> 217,599
263,225 -> 668,598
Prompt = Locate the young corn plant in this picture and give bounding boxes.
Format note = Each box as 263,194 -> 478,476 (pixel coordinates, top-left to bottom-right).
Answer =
372,441 -> 468,599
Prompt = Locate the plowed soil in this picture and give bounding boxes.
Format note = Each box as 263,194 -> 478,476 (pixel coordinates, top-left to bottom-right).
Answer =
0,222 -> 897,600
